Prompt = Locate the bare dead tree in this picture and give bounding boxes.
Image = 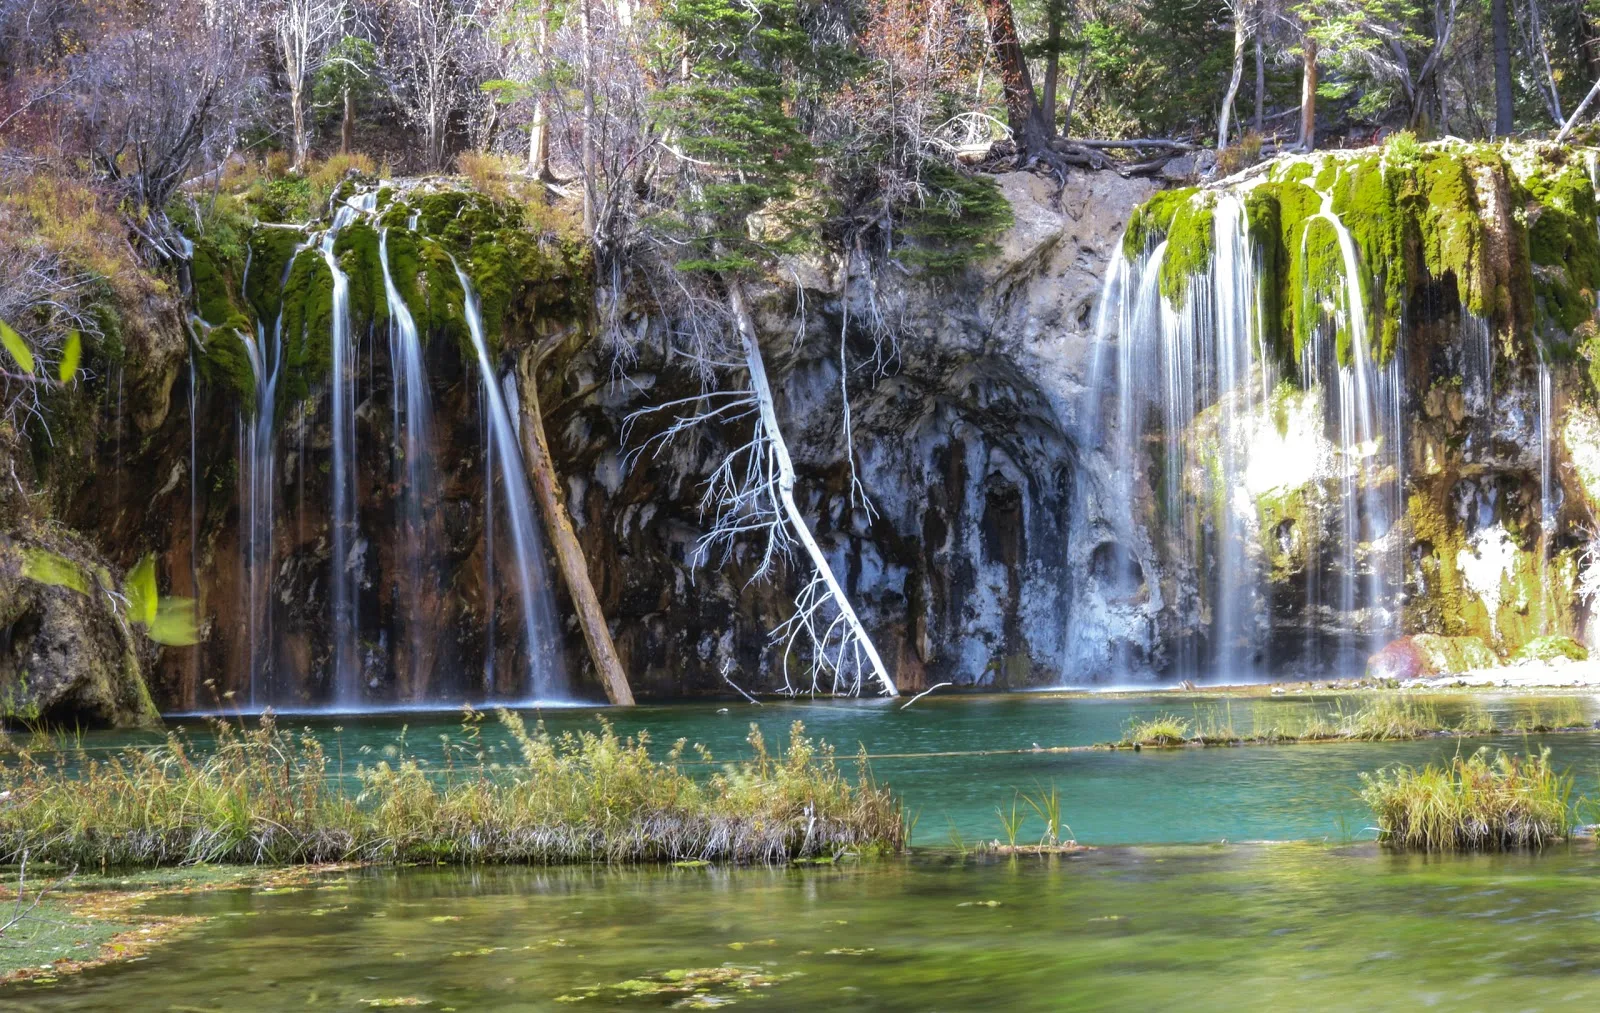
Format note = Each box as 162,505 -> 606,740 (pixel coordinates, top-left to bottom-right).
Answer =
380,0 -> 473,170
275,0 -> 346,169
73,0 -> 257,252
1218,0 -> 1254,149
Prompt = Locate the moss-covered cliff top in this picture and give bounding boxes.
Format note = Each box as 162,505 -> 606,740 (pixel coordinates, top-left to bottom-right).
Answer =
1121,139 -> 1600,372
183,172 -> 592,412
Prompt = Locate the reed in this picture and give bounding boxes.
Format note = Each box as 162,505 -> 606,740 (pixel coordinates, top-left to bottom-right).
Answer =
0,712 -> 903,867
1360,747 -> 1573,851
1334,696 -> 1444,741
1511,698 -> 1588,733
995,794 -> 1027,847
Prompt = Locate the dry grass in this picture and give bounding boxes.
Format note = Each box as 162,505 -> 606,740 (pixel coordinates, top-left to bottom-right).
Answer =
0,711 -> 903,867
1361,747 -> 1573,850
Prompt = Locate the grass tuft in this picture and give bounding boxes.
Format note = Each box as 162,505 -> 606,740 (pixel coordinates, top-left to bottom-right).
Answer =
1360,747 -> 1573,851
1122,714 -> 1191,747
0,712 -> 902,867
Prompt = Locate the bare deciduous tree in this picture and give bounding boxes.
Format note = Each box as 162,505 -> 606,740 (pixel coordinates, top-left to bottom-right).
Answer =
381,0 -> 472,170
275,0 -> 346,169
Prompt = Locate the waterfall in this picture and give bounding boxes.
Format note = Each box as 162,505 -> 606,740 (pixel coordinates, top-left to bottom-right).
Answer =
1300,181 -> 1403,671
320,193 -> 375,705
241,234 -> 306,705
453,260 -> 568,701
1089,194 -> 1271,681
378,226 -> 442,700
1084,180 -> 1404,681
1537,353 -> 1556,631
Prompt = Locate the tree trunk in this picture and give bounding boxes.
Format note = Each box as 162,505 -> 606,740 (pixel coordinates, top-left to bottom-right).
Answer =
1557,76 -> 1600,143
340,82 -> 354,155
1040,0 -> 1063,138
580,0 -> 597,239
1493,0 -> 1514,135
1525,0 -> 1564,124
528,0 -> 550,178
1254,35 -> 1264,133
1218,9 -> 1249,149
726,278 -> 898,698
1299,35 -> 1318,151
515,344 -> 636,707
291,82 -> 308,170
980,0 -> 1052,154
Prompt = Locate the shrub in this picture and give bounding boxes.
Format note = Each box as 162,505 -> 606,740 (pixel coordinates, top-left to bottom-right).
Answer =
1360,748 -> 1573,850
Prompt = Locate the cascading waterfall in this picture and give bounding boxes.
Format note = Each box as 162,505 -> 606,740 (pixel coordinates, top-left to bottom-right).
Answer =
1088,194 -> 1273,680
1301,184 -> 1404,669
239,229 -> 305,706
379,226 -> 442,700
1085,179 -> 1406,680
320,193 -> 376,704
454,260 -> 568,700
189,184 -> 580,709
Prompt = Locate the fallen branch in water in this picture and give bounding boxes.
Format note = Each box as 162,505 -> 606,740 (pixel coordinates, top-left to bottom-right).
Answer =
900,682 -> 953,710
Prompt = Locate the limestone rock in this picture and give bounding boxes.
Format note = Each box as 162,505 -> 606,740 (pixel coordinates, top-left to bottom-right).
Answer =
0,528 -> 160,728
1367,634 -> 1497,681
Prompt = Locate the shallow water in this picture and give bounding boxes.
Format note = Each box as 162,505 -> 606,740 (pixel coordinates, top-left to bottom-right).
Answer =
15,844 -> 1600,1011
37,693 -> 1600,845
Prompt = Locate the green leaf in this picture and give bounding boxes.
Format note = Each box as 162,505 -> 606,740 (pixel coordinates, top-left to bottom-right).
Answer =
21,548 -> 90,595
126,554 -> 159,628
149,597 -> 201,646
0,318 -> 35,373
58,329 -> 81,383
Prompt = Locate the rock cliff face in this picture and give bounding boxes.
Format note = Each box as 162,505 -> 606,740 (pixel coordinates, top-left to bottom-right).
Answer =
545,170 -> 1156,695
5,144 -> 1600,721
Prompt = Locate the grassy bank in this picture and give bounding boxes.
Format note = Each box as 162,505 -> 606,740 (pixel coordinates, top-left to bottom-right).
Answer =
0,712 -> 903,867
1115,697 -> 1592,748
1360,748 -> 1574,850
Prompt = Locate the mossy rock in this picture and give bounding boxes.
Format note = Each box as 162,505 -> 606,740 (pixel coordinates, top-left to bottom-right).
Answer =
277,248 -> 335,406
1523,161 -> 1600,339
1366,634 -> 1497,680
245,226 -> 306,325
1512,634 -> 1589,663
199,322 -> 258,412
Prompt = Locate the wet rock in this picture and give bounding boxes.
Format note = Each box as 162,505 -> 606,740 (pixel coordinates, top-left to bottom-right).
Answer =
1367,634 -> 1497,681
1512,635 -> 1589,663
0,528 -> 160,728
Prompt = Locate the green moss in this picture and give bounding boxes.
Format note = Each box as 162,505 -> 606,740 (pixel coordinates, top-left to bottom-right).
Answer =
1328,155 -> 1403,361
277,249 -> 335,406
1241,180 -> 1322,365
1417,153 -> 1490,319
1157,193 -> 1216,306
1513,634 -> 1589,663
416,238 -> 469,351
245,227 -> 304,325
200,323 -> 258,413
332,220 -> 387,335
189,244 -> 237,327
1524,162 -> 1600,337
1122,187 -> 1198,260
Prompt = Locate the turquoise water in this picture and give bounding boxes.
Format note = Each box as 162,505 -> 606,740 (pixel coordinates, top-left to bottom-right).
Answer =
10,694 -> 1600,1009
31,693 -> 1600,845
14,844 -> 1600,1010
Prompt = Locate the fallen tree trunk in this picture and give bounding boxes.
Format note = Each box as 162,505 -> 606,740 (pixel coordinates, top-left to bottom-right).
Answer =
726,278 -> 898,698
517,340 -> 635,707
